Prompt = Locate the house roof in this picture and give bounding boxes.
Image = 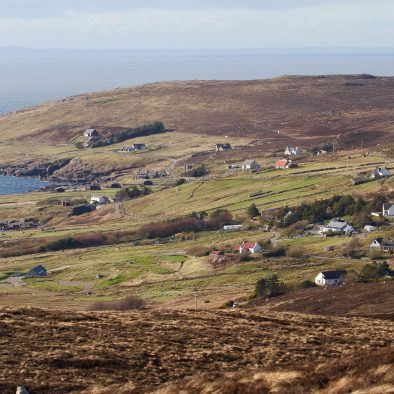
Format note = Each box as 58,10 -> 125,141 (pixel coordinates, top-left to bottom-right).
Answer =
243,159 -> 257,166
373,238 -> 394,247
275,159 -> 288,167
320,270 -> 347,279
241,242 -> 258,249
327,219 -> 348,230
26,265 -> 47,276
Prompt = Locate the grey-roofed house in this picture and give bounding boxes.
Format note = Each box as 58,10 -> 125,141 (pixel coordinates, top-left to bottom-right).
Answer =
370,238 -> 394,252
314,270 -> 347,286
131,144 -> 146,150
382,203 -> 394,217
215,143 -> 232,152
241,160 -> 260,171
25,265 -> 47,279
320,218 -> 355,235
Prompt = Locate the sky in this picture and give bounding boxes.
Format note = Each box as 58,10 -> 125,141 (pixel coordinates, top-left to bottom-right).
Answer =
0,0 -> 393,49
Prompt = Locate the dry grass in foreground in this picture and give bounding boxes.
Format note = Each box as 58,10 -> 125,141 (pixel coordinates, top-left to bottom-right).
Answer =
0,307 -> 393,393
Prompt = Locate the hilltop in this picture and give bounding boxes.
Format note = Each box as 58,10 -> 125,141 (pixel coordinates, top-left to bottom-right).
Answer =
1,74 -> 394,146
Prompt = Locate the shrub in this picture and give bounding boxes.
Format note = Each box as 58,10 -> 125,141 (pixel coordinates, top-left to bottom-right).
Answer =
175,178 -> 186,186
186,166 -> 208,177
264,246 -> 286,258
207,209 -> 233,229
138,217 -> 206,239
285,220 -> 309,237
344,238 -> 365,258
360,261 -> 391,281
255,275 -> 286,298
299,280 -> 317,289
45,237 -> 79,251
115,186 -> 151,201
286,246 -> 307,258
247,203 -> 260,218
187,246 -> 210,257
89,296 -> 144,311
71,204 -> 96,216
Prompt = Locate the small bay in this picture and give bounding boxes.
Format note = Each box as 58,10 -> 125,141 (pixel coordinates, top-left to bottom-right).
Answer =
0,175 -> 49,195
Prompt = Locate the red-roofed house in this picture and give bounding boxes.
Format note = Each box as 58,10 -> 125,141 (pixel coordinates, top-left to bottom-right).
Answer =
275,159 -> 298,169
236,242 -> 262,254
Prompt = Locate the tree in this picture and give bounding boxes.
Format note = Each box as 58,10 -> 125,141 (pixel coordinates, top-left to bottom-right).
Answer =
247,203 -> 260,218
360,261 -> 390,281
255,275 -> 285,298
207,209 -> 233,229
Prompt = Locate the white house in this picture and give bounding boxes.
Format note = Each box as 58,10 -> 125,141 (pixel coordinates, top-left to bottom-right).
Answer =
382,203 -> 394,217
316,149 -> 328,155
320,218 -> 355,235
370,238 -> 394,252
215,143 -> 232,152
84,128 -> 98,138
314,270 -> 347,286
285,146 -> 301,156
90,196 -> 107,205
241,160 -> 260,171
371,167 -> 391,179
236,242 -> 262,254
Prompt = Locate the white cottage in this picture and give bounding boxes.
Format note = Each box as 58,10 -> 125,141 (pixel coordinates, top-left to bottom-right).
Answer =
241,160 -> 260,171
285,146 -> 301,156
314,270 -> 347,286
370,238 -> 394,252
237,242 -> 262,254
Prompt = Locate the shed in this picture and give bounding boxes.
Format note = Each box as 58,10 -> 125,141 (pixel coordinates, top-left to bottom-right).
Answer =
84,128 -> 99,138
25,265 -> 47,278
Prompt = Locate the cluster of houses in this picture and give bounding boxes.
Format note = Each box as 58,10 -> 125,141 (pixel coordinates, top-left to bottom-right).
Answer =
137,169 -> 167,180
319,218 -> 355,236
0,218 -> 39,232
285,146 -> 301,156
227,160 -> 261,172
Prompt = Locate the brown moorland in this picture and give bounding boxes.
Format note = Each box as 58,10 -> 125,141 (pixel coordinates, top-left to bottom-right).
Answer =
0,307 -> 393,393
1,75 -> 394,147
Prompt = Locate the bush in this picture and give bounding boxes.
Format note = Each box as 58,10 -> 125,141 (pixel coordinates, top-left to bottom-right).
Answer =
115,186 -> 151,201
247,203 -> 260,218
360,261 -> 390,281
286,246 -> 307,258
89,296 -> 144,311
344,238 -> 365,258
285,220 -> 309,237
187,246 -> 210,257
138,217 -> 206,239
176,178 -> 186,186
71,204 -> 96,216
255,275 -> 286,298
207,209 -> 233,229
45,237 -> 79,251
186,166 -> 208,178
299,280 -> 317,289
264,246 -> 286,258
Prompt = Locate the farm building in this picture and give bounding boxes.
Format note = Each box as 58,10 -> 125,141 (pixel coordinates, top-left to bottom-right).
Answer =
241,160 -> 260,171
285,146 -> 301,156
314,270 -> 347,286
382,203 -> 394,217
25,265 -> 47,279
84,128 -> 99,138
370,238 -> 394,252
371,167 -> 391,179
90,196 -> 108,205
215,143 -> 232,152
275,159 -> 298,169
319,219 -> 355,236
235,242 -> 262,254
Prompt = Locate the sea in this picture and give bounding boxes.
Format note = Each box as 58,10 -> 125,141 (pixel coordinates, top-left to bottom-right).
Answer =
0,175 -> 49,195
0,47 -> 394,194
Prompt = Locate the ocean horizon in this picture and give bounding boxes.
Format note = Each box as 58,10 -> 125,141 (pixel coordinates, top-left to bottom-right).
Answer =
1,48 -> 394,115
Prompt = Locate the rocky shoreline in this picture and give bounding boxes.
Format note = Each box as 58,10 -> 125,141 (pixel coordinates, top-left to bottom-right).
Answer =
0,157 -> 113,185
